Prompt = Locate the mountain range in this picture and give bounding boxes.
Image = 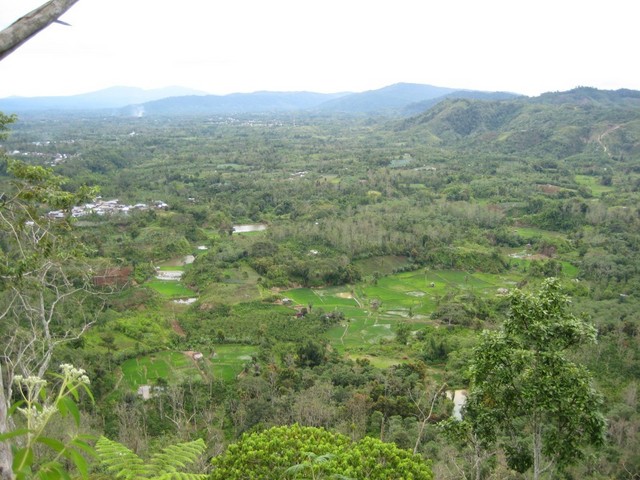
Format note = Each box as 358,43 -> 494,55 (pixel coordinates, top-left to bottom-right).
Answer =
0,83 -> 520,116
1,84 -> 637,130
0,86 -> 207,112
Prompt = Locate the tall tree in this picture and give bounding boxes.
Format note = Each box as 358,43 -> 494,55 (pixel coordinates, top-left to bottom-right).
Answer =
464,278 -> 606,479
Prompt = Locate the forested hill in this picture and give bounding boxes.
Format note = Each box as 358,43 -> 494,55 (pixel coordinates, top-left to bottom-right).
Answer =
399,87 -> 640,160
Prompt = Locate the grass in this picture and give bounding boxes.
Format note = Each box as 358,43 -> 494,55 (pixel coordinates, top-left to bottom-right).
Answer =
512,226 -> 568,241
287,269 -> 523,322
207,345 -> 257,381
199,281 -> 262,304
325,315 -> 398,350
120,351 -> 201,388
575,175 -> 615,197
118,255 -> 565,388
282,267 -> 525,367
119,344 -> 257,388
146,280 -> 196,298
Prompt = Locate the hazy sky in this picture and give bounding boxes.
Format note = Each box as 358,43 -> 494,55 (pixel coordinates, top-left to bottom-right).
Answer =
0,0 -> 638,98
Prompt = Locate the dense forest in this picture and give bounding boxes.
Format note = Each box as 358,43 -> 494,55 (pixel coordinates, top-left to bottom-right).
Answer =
1,86 -> 639,479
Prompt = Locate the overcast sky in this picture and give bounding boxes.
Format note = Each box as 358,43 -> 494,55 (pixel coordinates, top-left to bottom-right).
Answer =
0,0 -> 638,98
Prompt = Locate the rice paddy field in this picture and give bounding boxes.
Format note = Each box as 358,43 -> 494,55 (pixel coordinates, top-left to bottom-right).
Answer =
284,268 -> 525,366
120,345 -> 258,388
121,351 -> 201,389
146,279 -> 196,298
122,254 -> 577,388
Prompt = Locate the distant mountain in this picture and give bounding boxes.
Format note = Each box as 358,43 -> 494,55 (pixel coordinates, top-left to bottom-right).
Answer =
403,90 -> 522,116
534,86 -> 640,107
129,91 -> 349,116
126,83 -> 501,117
399,87 -> 640,160
5,84 -> 633,122
0,86 -> 208,112
315,83 -> 458,114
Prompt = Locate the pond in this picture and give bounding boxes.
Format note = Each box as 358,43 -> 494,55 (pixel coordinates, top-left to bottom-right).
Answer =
155,270 -> 184,280
233,224 -> 267,233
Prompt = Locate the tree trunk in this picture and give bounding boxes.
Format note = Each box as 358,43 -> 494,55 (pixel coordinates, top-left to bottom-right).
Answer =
533,420 -> 542,480
0,0 -> 81,61
473,441 -> 482,480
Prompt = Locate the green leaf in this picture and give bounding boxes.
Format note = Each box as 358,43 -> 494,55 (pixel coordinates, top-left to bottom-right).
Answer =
71,437 -> 97,458
36,436 -> 66,453
57,396 -> 80,426
0,428 -> 30,441
7,400 -> 26,416
67,449 -> 89,479
36,462 -> 68,480
13,447 -> 34,472
149,438 -> 206,474
95,436 -> 146,479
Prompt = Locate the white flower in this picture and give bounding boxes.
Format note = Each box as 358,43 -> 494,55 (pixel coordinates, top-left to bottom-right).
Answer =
13,374 -> 47,389
60,363 -> 89,383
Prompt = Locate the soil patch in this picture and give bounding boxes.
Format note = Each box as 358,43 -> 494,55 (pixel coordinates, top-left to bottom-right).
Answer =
171,320 -> 186,336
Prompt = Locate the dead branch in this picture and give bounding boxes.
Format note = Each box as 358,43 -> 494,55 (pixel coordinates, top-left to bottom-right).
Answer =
0,0 -> 80,61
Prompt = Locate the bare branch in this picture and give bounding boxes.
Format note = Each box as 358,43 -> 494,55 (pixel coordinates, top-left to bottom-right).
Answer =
412,382 -> 447,454
0,0 -> 80,61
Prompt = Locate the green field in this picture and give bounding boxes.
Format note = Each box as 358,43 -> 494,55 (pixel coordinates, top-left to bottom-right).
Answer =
208,345 -> 257,381
575,174 -> 615,197
284,268 -> 525,367
288,269 -> 522,319
146,280 -> 196,298
120,344 -> 257,389
121,351 -> 201,388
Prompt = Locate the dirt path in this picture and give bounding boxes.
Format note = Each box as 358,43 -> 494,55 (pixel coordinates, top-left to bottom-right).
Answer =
183,351 -> 212,382
597,124 -> 621,157
340,322 -> 350,344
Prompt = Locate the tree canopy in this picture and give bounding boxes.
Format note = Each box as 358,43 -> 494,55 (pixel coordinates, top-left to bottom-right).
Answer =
464,278 -> 606,479
209,424 -> 433,480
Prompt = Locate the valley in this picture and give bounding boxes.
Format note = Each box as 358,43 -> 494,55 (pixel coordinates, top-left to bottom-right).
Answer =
1,86 -> 639,478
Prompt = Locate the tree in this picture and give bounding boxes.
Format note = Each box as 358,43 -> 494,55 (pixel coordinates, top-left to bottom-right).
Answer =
1,115 -> 100,479
395,321 -> 412,345
209,424 -> 433,480
464,278 -> 606,479
0,0 -> 80,61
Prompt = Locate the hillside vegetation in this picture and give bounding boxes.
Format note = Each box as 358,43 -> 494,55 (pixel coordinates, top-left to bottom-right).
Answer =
1,87 -> 639,479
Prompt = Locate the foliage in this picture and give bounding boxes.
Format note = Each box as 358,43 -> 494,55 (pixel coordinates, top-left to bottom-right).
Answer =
3,89 -> 640,477
95,436 -> 207,479
2,364 -> 95,480
464,278 -> 606,478
209,424 -> 433,480
0,140 -> 101,478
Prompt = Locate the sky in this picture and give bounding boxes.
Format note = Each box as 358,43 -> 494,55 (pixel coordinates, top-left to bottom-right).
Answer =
0,0 -> 638,98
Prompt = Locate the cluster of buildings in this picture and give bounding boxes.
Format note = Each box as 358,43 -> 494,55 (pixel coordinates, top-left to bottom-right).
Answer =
10,140 -> 78,166
47,197 -> 169,219
10,149 -> 74,166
